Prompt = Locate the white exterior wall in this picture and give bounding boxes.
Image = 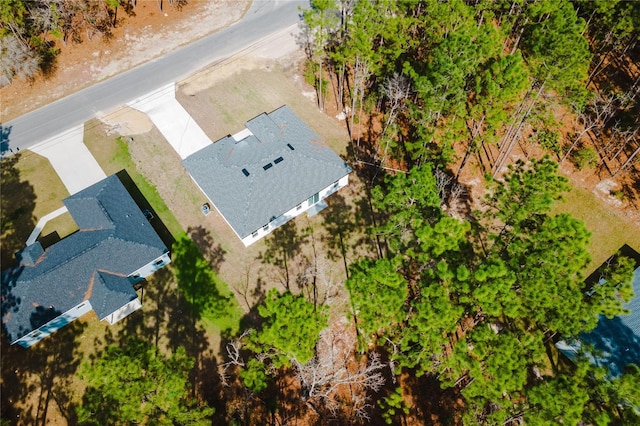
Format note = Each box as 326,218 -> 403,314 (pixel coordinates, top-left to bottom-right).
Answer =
102,298 -> 142,325
241,174 -> 350,247
16,301 -> 93,348
128,252 -> 171,283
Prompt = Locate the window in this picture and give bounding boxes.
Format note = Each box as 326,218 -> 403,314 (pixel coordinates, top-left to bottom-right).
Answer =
263,224 -> 269,232
131,273 -> 141,279
242,168 -> 250,177
274,156 -> 284,164
287,143 -> 295,150
31,331 -> 42,338
296,204 -> 302,211
153,259 -> 164,266
263,163 -> 273,171
333,181 -> 339,189
252,231 -> 258,238
308,192 -> 319,206
77,303 -> 86,309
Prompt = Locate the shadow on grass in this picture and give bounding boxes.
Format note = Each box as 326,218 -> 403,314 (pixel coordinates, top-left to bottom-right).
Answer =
1,321 -> 86,425
0,154 -> 37,269
261,221 -> 309,291
322,193 -> 357,279
188,225 -> 226,273
115,169 -> 176,249
117,231 -> 242,416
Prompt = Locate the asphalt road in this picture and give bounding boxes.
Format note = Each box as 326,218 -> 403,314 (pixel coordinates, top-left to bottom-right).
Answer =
1,0 -> 304,152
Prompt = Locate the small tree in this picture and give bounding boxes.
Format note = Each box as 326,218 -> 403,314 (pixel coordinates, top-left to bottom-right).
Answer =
248,289 -> 328,367
77,339 -> 213,425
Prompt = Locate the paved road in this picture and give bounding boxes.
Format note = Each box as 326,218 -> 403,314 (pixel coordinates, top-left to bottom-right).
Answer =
1,0 -> 304,152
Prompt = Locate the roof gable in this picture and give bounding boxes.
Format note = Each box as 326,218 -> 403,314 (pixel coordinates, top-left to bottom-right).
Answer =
90,271 -> 138,320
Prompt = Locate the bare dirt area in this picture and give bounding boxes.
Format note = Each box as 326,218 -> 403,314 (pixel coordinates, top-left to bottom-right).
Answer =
1,0 -> 248,122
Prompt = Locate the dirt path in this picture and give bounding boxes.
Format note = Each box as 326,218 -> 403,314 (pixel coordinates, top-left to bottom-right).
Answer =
1,0 -> 248,122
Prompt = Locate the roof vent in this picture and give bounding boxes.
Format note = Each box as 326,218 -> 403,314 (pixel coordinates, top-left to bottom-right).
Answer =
274,156 -> 284,164
242,168 -> 250,177
287,143 -> 295,150
263,163 -> 273,171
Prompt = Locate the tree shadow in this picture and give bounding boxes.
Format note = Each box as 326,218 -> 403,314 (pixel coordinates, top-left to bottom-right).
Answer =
187,225 -> 226,273
115,246 -> 221,414
321,193 -> 356,278
1,154 -> 37,269
1,320 -> 86,425
0,124 -> 11,155
399,371 -> 463,426
115,169 -> 175,250
260,221 -> 309,291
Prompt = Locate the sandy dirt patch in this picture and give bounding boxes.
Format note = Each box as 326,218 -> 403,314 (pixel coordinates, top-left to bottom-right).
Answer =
1,0 -> 248,121
96,106 -> 153,135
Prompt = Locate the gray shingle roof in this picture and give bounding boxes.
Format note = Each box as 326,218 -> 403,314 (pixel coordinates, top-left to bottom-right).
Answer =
182,105 -> 352,238
90,271 -> 139,320
577,266 -> 640,377
2,174 -> 168,344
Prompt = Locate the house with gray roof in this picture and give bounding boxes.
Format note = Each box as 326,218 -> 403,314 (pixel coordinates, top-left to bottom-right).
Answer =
556,245 -> 640,378
1,174 -> 171,348
183,105 -> 352,246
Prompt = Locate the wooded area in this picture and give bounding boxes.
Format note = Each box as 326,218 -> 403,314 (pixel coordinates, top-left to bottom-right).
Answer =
214,0 -> 640,423
0,0 -> 187,86
2,0 -> 640,424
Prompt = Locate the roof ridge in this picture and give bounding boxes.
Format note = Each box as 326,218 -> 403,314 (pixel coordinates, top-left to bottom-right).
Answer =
25,231 -> 110,279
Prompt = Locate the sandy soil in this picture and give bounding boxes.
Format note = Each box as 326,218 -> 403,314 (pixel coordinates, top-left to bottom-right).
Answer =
1,0 -> 249,122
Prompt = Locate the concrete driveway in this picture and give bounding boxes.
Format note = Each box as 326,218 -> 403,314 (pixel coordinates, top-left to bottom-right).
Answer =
29,124 -> 107,195
127,83 -> 212,159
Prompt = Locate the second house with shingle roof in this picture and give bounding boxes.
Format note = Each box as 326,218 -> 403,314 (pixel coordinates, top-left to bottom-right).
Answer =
1,174 -> 171,348
183,105 -> 352,247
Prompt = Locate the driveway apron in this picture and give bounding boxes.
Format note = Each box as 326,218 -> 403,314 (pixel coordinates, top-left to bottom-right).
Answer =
29,124 -> 107,195
128,83 -> 212,159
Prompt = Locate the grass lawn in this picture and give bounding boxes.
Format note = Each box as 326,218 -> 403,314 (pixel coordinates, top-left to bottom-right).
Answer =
0,152 -> 70,267
554,184 -> 640,273
83,121 -> 184,238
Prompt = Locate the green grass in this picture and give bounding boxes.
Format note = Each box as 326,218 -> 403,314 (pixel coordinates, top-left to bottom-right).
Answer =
554,184 -> 640,273
39,212 -> 78,240
83,124 -> 183,238
1,152 -> 70,267
202,288 -> 243,336
14,152 -> 70,219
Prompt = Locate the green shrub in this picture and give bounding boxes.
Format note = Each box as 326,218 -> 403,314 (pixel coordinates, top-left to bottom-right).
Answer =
536,129 -> 562,156
573,147 -> 598,170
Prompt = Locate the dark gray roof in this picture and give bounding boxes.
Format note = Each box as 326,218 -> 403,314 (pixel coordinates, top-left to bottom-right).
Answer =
577,266 -> 640,377
182,106 -> 352,238
90,271 -> 139,320
2,174 -> 168,344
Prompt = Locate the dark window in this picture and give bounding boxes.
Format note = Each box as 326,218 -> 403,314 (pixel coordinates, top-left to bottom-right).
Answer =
287,143 -> 295,150
252,231 -> 258,238
263,163 -> 273,171
242,168 -> 250,176
263,224 -> 269,232
274,156 -> 284,164
154,259 -> 164,266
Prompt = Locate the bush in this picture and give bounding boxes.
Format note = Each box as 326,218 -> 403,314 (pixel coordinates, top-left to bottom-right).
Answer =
573,147 -> 598,170
536,129 -> 562,156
